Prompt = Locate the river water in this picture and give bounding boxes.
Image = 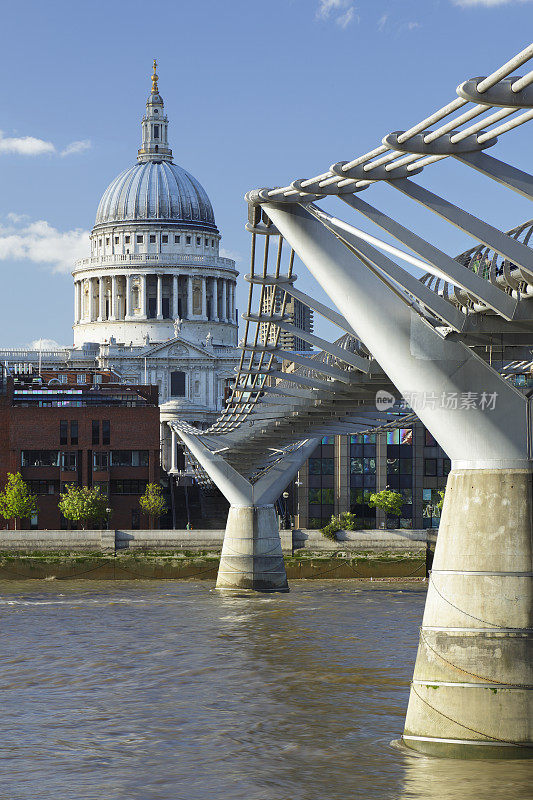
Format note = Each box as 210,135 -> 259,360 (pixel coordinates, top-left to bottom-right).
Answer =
0,579 -> 531,800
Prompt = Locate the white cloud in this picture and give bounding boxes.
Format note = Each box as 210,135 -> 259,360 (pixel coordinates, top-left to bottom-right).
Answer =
0,216 -> 90,274
26,338 -> 67,350
404,20 -> 422,29
0,131 -> 55,156
316,0 -> 358,27
220,246 -> 243,264
0,131 -> 92,158
60,139 -> 92,157
452,0 -> 532,5
377,12 -> 389,30
337,7 -> 356,27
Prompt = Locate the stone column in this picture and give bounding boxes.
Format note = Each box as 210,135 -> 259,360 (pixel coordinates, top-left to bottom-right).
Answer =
231,281 -> 236,322
110,275 -> 117,320
172,275 -> 179,319
221,278 -> 227,322
140,274 -> 148,319
98,277 -> 105,321
214,277 -> 221,321
73,281 -> 79,324
156,274 -> 163,319
201,275 -> 208,320
125,274 -> 132,319
187,275 -> 193,319
89,278 -> 96,321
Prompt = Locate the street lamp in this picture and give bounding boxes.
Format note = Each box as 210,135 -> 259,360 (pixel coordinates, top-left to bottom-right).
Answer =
282,491 -> 290,530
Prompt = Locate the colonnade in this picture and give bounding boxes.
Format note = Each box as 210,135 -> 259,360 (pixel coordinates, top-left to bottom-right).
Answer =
74,272 -> 236,325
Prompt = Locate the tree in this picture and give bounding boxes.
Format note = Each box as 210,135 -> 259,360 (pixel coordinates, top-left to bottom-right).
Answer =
368,489 -> 404,517
139,483 -> 167,529
58,484 -> 108,530
0,472 -> 38,530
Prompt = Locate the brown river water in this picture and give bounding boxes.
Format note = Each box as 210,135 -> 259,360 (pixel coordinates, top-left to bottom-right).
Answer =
0,579 -> 531,800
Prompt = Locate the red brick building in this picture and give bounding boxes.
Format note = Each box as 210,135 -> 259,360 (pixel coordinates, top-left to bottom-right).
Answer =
0,366 -> 160,530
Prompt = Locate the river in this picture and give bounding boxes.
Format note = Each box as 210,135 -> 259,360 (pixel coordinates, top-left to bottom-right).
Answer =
0,579 -> 531,799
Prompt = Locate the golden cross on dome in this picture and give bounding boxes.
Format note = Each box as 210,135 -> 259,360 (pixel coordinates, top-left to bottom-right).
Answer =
152,59 -> 158,93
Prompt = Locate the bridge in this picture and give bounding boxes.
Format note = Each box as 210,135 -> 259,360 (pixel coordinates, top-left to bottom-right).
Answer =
170,43 -> 533,757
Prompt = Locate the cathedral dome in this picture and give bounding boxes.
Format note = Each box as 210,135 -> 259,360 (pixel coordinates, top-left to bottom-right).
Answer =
95,160 -> 218,233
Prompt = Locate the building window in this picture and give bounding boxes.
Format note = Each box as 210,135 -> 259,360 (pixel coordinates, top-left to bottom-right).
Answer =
150,235 -> 156,243
93,452 -> 109,471
175,235 -> 180,243
102,420 -> 110,445
205,238 -> 208,246
170,371 -> 186,397
92,420 -> 100,445
162,235 -> 168,243
110,450 -> 149,467
77,374 -> 86,384
61,452 -> 78,472
21,451 -> 60,467
211,239 -> 214,247
131,508 -> 140,529
28,480 -> 59,495
59,374 -> 68,385
196,237 -> 200,245
153,124 -> 159,139
98,239 -> 102,247
424,459 -> 437,476
110,479 -> 148,495
125,235 -> 130,244
93,373 -> 102,385
60,420 -> 68,446
186,235 -> 191,245
70,420 -> 78,446
106,237 -> 110,245
114,237 -> 119,244
137,235 -> 143,244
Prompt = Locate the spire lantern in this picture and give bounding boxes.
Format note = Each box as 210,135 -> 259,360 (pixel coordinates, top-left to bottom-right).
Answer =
137,60 -> 173,163
151,59 -> 159,94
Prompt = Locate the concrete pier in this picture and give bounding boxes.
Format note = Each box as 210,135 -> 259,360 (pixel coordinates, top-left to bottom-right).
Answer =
216,504 -> 289,592
403,468 -> 533,758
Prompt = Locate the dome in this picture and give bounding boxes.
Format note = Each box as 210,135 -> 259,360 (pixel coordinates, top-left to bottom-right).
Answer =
95,160 -> 218,233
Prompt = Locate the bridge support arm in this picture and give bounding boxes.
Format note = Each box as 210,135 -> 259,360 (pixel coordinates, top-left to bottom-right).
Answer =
173,428 -> 318,593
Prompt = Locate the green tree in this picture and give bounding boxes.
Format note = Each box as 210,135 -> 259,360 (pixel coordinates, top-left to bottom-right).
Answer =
0,472 -> 38,530
139,483 -> 167,529
436,490 -> 446,512
58,484 -> 108,529
368,489 -> 404,517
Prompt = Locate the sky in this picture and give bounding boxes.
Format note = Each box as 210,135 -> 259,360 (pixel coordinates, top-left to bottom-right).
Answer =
0,0 -> 532,347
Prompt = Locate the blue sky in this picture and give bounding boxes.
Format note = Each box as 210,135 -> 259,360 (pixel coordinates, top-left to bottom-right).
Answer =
0,0 -> 532,346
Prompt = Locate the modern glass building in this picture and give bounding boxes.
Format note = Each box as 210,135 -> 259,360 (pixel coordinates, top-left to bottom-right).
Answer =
293,421 -> 450,531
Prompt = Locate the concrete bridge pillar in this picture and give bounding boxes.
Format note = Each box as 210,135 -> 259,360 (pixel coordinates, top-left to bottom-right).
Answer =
264,201 -> 533,757
175,429 -> 318,592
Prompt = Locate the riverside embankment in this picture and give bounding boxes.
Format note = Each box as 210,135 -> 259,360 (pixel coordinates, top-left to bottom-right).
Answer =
0,528 -> 433,580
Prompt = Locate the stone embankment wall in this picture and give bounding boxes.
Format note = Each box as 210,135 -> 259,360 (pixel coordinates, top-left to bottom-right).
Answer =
0,528 -> 428,555
0,529 -> 434,580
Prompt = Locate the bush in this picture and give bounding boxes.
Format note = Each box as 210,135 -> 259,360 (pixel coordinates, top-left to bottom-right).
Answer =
368,489 -> 404,517
321,512 -> 358,541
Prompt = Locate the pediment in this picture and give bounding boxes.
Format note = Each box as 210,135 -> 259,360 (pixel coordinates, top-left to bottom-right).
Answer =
142,336 -> 217,359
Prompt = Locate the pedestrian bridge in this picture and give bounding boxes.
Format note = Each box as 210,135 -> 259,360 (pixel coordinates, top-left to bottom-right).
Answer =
170,43 -> 533,758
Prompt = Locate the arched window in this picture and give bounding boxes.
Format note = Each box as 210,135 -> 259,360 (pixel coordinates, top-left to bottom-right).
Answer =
170,371 -> 186,397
